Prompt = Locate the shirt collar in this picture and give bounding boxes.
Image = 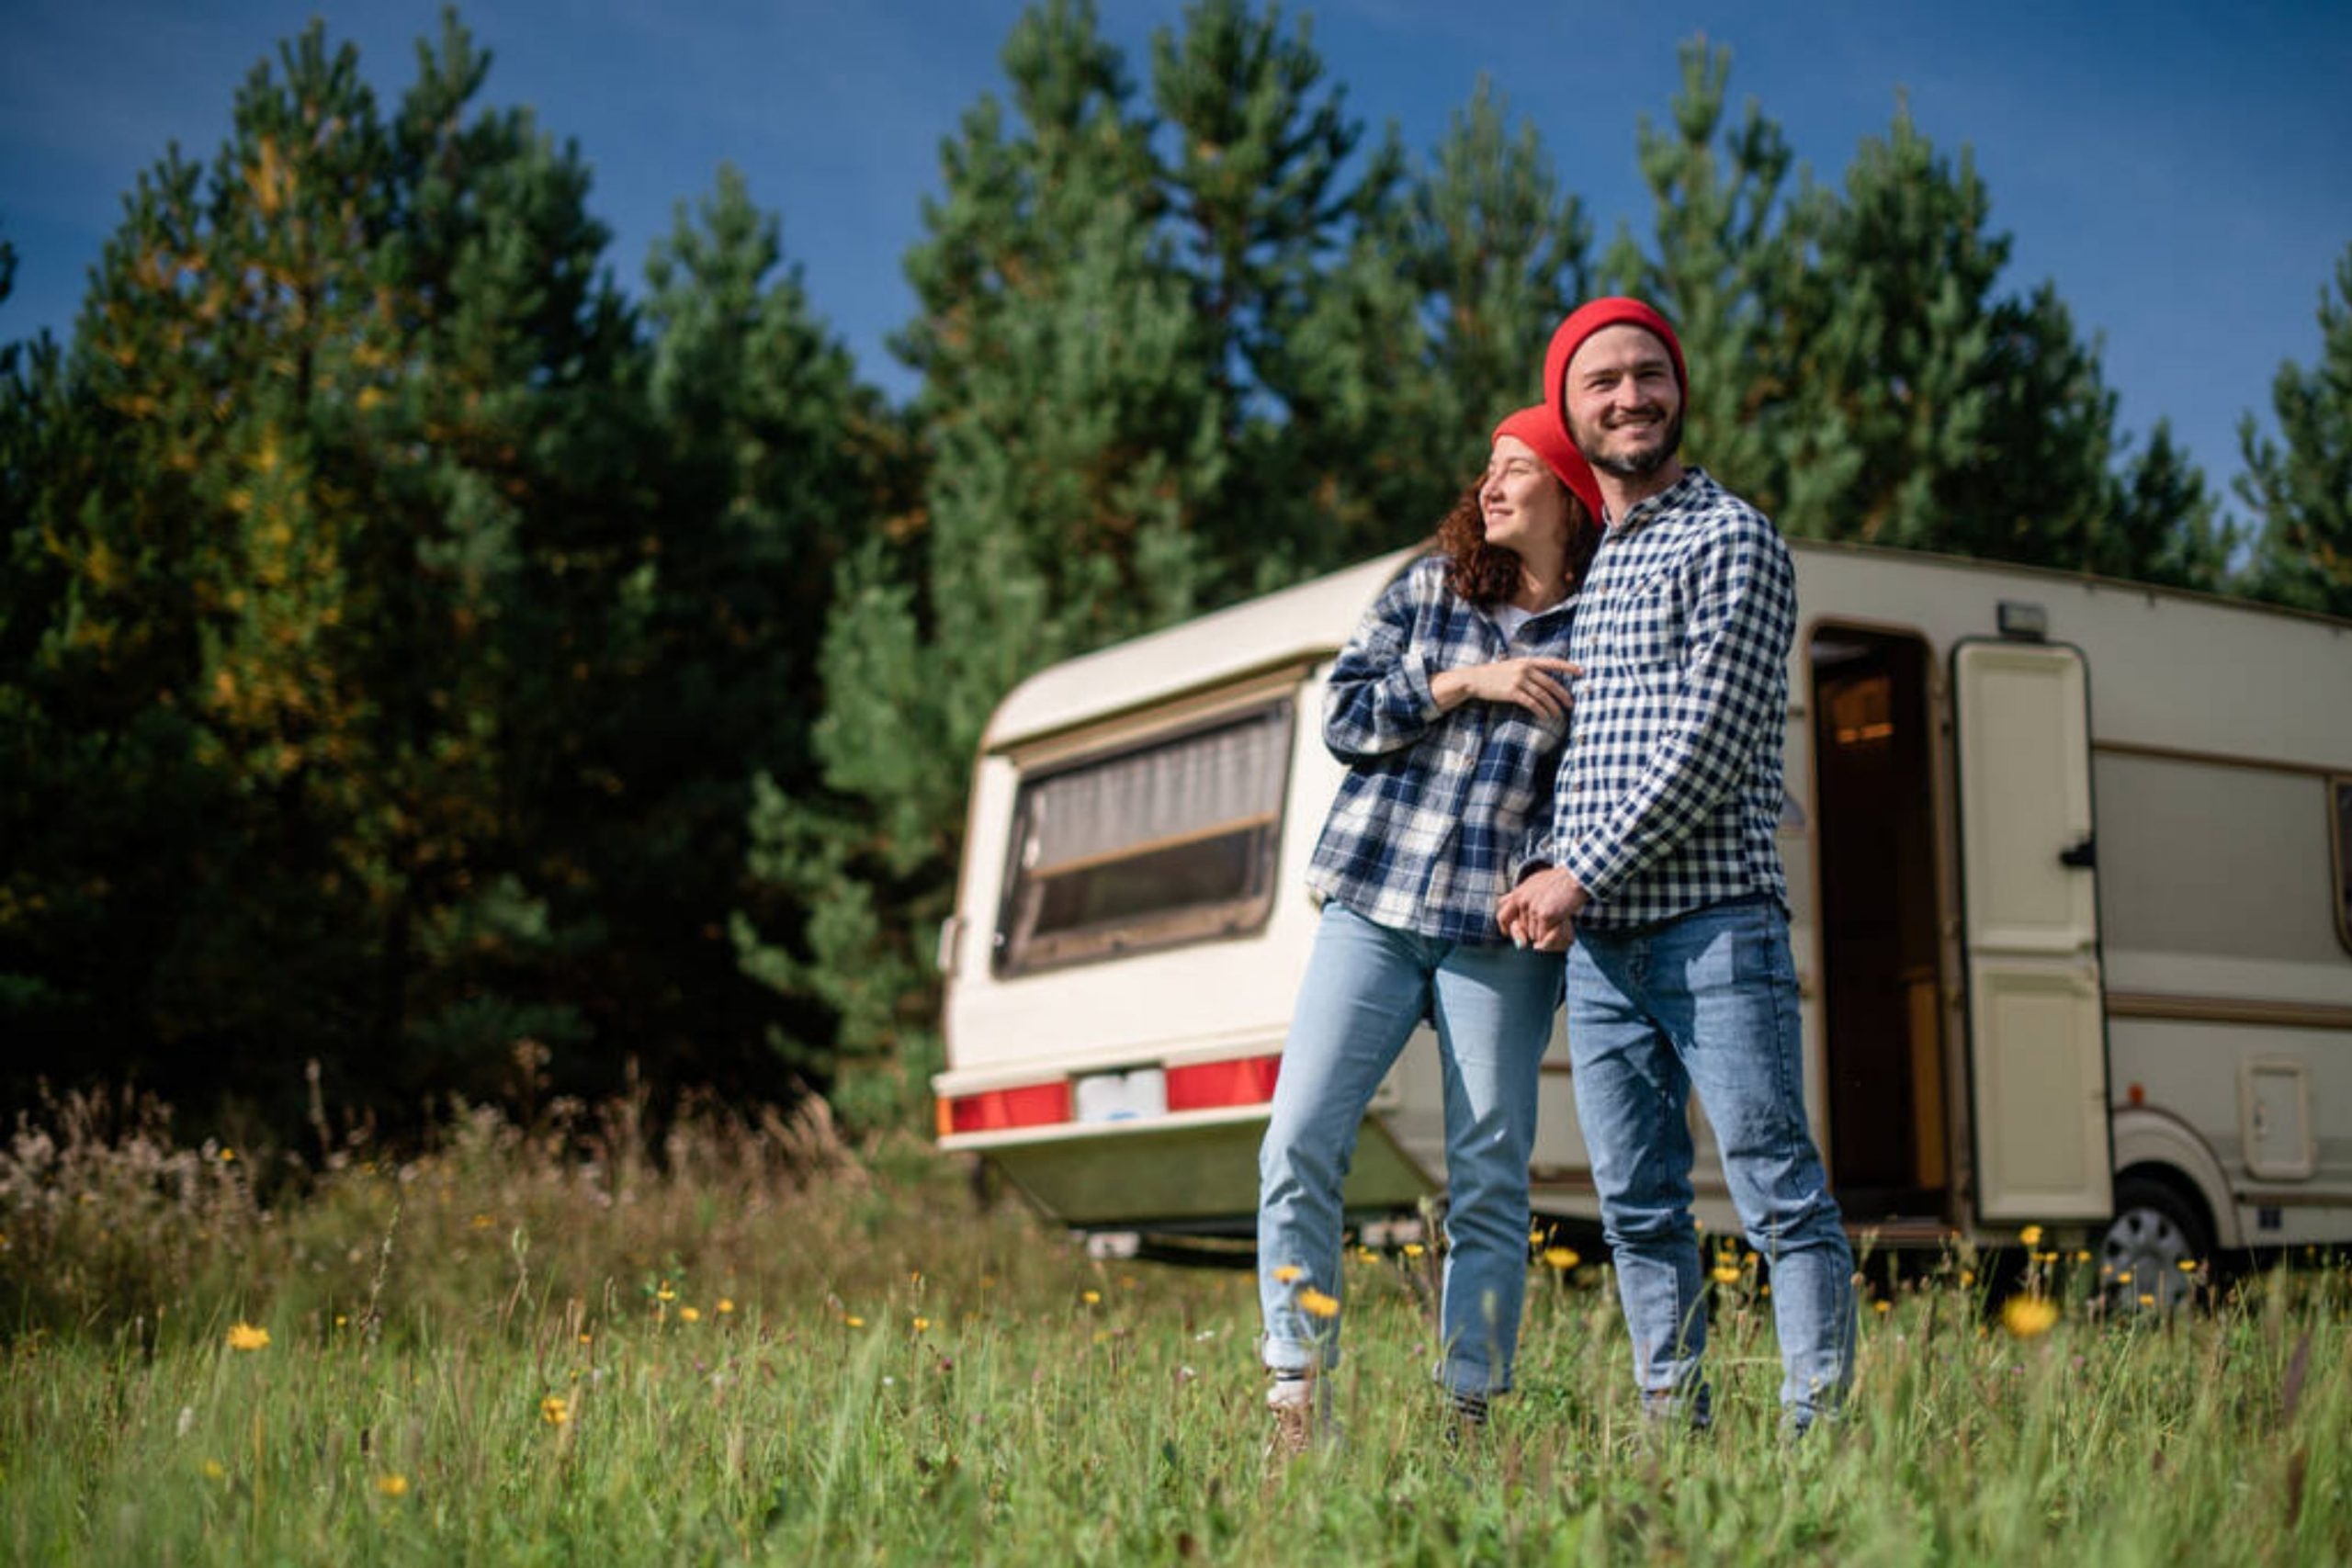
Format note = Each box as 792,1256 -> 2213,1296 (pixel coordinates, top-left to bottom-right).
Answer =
1604,466 -> 1712,537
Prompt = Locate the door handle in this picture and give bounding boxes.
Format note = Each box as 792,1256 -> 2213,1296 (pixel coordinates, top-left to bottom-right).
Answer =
2058,835 -> 2096,869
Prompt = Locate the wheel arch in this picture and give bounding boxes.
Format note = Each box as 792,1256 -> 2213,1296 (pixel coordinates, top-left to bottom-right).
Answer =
2109,1106 -> 2239,1248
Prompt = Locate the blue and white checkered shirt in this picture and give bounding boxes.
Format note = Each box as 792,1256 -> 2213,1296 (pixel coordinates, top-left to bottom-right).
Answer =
1527,467 -> 1795,931
1306,555 -> 1577,943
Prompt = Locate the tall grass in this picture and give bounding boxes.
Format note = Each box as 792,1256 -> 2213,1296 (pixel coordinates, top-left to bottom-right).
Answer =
3,1089 -> 2346,1564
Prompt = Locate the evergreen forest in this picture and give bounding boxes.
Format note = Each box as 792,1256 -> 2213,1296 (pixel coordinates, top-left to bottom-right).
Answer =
4,2 -> 2348,1140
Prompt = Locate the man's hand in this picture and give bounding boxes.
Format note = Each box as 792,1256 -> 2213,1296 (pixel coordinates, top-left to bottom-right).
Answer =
1498,866 -> 1589,952
1430,657 -> 1580,720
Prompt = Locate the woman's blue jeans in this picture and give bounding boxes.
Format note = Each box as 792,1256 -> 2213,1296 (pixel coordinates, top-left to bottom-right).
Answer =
1257,901 -> 1560,1396
1566,896 -> 1856,1427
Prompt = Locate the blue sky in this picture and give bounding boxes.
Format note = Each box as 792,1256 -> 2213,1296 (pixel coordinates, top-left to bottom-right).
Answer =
6,1 -> 2349,513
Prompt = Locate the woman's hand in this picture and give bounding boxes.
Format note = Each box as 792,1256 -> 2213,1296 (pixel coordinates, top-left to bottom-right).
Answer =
1430,657 -> 1580,719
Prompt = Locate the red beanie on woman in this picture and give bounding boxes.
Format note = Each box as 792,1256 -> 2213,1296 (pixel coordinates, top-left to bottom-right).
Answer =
1542,297 -> 1688,444
1492,404 -> 1604,524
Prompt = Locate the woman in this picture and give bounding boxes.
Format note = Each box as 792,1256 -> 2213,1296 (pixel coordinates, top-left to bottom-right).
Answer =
1258,405 -> 1602,1450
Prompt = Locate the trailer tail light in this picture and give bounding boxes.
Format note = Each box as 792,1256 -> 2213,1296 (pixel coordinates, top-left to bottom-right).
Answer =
939,1081 -> 1071,1135
1165,1054 -> 1282,1111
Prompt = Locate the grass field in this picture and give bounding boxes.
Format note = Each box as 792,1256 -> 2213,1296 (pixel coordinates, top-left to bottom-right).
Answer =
3,1089 -> 2346,1565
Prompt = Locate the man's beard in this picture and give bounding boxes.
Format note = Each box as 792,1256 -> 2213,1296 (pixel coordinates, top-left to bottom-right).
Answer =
1570,404 -> 1684,480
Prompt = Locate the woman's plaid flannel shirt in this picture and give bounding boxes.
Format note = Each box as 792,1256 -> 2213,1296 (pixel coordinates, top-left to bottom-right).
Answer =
1306,554 -> 1577,943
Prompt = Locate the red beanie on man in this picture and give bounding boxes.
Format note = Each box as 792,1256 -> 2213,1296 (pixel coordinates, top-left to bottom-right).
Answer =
1542,297 -> 1688,444
1491,405 -> 1604,524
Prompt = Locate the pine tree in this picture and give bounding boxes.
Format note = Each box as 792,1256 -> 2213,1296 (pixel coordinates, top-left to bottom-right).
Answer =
738,0 -> 1227,1126
2240,244 -> 2352,615
12,17 -> 648,1115
1280,78 -> 1594,560
1603,38 -> 1800,500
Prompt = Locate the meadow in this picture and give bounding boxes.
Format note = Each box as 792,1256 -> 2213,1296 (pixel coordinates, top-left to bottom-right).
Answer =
3,1087 -> 2346,1566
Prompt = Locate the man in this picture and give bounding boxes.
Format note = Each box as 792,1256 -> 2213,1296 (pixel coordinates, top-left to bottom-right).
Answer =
1497,297 -> 1854,1434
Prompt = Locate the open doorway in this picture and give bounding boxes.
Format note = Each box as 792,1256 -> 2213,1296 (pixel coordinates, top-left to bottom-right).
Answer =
1811,626 -> 1948,1222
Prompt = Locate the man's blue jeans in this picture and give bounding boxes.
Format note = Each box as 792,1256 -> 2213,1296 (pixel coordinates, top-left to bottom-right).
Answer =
1258,902 -> 1560,1396
1566,896 -> 1855,1426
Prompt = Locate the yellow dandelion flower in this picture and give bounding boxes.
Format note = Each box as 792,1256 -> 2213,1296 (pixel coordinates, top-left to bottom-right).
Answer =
2075,1249 -> 2093,1263
1543,1247 -> 1581,1270
2018,1224 -> 2043,1247
226,1322 -> 270,1352
1081,1290 -> 1102,1305
678,1306 -> 701,1324
376,1473 -> 410,1498
717,1299 -> 735,1315
578,1332 -> 593,1345
1874,1299 -> 1892,1314
912,1315 -> 931,1332
655,1283 -> 677,1303
2138,1293 -> 2156,1308
1297,1288 -> 1340,1319
540,1394 -> 570,1427
1960,1269 -> 1976,1287
334,1314 -> 347,1327
1272,1264 -> 1304,1283
843,1314 -> 865,1328
2001,1295 -> 2059,1338
201,1460 -> 226,1480
2176,1258 -> 2199,1274
1711,1263 -> 1741,1285
219,1148 -> 236,1163
1402,1243 -> 1426,1258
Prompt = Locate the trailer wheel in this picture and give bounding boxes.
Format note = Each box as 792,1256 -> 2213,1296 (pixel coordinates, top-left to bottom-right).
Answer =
2100,1172 -> 2212,1314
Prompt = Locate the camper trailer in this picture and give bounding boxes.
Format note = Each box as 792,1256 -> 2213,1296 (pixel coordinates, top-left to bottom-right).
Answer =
933,540 -> 2352,1300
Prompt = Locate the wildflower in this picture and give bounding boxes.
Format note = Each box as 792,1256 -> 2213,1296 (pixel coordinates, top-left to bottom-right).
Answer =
2075,1249 -> 2093,1263
219,1148 -> 236,1163
2001,1295 -> 2059,1338
1960,1269 -> 1976,1288
2176,1258 -> 2199,1273
1272,1264 -> 1304,1284
334,1314 -> 347,1328
1402,1243 -> 1426,1258
1298,1288 -> 1340,1319
578,1332 -> 593,1345
2018,1224 -> 2043,1247
1543,1247 -> 1581,1270
1874,1300 -> 1892,1315
540,1395 -> 570,1427
470,1213 -> 494,1230
717,1299 -> 735,1315
655,1282 -> 677,1303
679,1306 -> 701,1324
1081,1290 -> 1102,1305
1711,1263 -> 1741,1285
912,1315 -> 931,1333
202,1461 -> 226,1480
226,1323 -> 270,1352
376,1473 -> 410,1498
843,1314 -> 865,1328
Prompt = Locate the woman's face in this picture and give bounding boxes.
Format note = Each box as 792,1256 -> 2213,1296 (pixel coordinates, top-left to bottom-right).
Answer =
1478,434 -> 1569,557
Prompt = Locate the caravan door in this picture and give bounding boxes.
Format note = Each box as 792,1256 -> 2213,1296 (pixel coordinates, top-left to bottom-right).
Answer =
1953,639 -> 2114,1224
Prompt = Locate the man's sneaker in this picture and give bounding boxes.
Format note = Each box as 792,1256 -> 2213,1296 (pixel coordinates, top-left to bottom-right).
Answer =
1443,1390 -> 1490,1448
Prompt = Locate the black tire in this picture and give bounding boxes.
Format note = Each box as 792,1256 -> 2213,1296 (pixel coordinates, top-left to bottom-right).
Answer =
2100,1171 -> 2213,1313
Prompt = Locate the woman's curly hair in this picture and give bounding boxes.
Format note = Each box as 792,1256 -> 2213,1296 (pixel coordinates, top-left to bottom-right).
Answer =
1435,475 -> 1599,607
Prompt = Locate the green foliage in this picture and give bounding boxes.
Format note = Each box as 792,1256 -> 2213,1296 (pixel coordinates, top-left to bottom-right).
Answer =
0,17 -> 881,1124
2241,244 -> 2352,615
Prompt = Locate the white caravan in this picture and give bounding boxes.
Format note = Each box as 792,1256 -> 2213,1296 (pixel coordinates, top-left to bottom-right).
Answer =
933,540 -> 2352,1291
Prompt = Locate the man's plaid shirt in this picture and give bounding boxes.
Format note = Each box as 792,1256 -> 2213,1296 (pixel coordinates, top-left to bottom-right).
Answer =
1524,467 -> 1796,931
1306,555 -> 1577,943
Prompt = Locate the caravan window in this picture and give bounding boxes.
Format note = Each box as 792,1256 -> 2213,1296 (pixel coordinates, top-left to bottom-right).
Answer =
994,700 -> 1294,976
2335,778 -> 2352,957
